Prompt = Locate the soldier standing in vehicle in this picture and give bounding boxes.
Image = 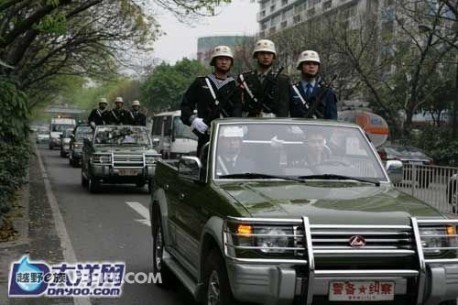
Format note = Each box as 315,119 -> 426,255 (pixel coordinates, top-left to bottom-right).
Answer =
106,96 -> 133,125
181,45 -> 242,157
290,50 -> 338,120
238,39 -> 290,117
88,98 -> 109,127
130,100 -> 147,126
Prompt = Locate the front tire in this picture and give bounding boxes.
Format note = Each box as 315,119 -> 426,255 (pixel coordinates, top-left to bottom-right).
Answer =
152,205 -> 173,287
202,249 -> 239,305
88,177 -> 99,193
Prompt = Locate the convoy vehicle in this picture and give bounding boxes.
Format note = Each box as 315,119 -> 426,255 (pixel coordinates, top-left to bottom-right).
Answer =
35,127 -> 50,144
81,125 -> 160,193
151,110 -> 198,159
59,128 -> 74,157
447,174 -> 458,214
49,117 -> 76,150
150,118 -> 458,305
68,124 -> 92,167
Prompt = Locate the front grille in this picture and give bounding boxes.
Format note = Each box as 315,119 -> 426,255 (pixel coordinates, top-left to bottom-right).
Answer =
113,154 -> 144,168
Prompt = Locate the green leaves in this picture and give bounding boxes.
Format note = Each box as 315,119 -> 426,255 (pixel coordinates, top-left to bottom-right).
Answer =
140,59 -> 210,111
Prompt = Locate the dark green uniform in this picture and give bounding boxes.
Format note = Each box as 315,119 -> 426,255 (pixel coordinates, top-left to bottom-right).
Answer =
238,69 -> 290,117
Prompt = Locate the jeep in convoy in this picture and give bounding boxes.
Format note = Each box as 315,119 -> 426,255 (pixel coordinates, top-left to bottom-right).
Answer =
81,125 -> 160,193
150,118 -> 458,305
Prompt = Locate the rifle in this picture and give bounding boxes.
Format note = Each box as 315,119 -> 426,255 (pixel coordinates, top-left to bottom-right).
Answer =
262,66 -> 285,114
304,74 -> 337,119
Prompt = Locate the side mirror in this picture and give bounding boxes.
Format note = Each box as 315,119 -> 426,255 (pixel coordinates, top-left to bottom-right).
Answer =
178,156 -> 202,182
152,138 -> 160,148
70,134 -> 75,140
385,160 -> 403,184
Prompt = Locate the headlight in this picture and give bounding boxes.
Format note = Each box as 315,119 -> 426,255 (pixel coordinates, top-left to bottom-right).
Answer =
420,227 -> 447,254
74,144 -> 81,149
255,227 -> 290,254
92,154 -> 111,164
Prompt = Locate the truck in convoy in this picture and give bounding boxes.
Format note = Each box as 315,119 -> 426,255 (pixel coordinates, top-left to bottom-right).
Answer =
150,118 -> 458,305
49,117 -> 76,150
151,110 -> 198,159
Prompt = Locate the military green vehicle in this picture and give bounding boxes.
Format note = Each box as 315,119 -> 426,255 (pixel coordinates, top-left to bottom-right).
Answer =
81,125 -> 160,193
150,118 -> 458,305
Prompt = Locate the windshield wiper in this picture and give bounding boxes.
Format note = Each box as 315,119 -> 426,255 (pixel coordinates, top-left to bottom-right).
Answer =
219,173 -> 304,182
297,174 -> 380,186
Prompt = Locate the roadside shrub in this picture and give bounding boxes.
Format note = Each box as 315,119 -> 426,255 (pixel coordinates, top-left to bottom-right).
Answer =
0,80 -> 30,220
410,126 -> 458,166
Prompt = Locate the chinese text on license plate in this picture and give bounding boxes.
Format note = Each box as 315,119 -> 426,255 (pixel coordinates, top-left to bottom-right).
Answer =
119,169 -> 138,176
329,281 -> 395,301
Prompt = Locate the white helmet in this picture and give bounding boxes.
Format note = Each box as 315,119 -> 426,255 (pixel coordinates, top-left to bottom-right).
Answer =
99,98 -> 108,105
220,126 -> 244,138
132,100 -> 140,106
210,45 -> 233,66
296,50 -> 321,69
114,96 -> 124,103
252,39 -> 277,58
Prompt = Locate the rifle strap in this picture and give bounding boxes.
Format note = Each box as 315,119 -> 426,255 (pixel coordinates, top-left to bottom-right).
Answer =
292,85 -> 309,109
205,77 -> 220,106
111,110 -> 119,122
239,74 -> 258,103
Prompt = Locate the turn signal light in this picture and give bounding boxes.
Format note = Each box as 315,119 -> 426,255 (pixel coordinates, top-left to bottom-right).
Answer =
237,224 -> 252,237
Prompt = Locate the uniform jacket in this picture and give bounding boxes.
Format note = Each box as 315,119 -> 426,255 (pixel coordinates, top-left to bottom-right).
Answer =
131,111 -> 147,126
105,108 -> 133,125
238,69 -> 290,117
180,75 -> 242,126
289,78 -> 338,120
88,108 -> 108,125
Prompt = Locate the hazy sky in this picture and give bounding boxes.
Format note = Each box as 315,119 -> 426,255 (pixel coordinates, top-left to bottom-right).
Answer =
152,0 -> 259,63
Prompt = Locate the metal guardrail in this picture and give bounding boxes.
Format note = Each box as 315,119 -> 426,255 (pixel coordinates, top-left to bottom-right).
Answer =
394,164 -> 458,216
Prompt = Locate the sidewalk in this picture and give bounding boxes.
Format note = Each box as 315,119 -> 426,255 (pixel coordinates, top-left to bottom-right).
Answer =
0,146 -> 70,305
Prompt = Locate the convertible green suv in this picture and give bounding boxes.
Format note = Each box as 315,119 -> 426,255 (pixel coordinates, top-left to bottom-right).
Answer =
81,125 -> 160,193
150,118 -> 458,305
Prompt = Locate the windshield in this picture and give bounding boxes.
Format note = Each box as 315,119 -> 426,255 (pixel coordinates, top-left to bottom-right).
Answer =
173,117 -> 198,140
75,126 -> 93,140
51,124 -> 74,132
94,126 -> 151,145
213,123 -> 386,182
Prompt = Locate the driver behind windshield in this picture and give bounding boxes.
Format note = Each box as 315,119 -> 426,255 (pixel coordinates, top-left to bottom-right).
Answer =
216,126 -> 254,176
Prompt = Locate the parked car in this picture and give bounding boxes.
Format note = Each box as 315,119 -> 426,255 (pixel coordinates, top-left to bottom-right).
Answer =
35,127 -> 50,144
68,124 -> 93,167
59,128 -> 74,157
150,118 -> 458,305
81,125 -> 160,193
377,143 -> 434,188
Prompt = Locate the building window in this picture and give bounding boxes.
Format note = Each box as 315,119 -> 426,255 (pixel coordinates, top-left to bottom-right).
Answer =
308,7 -> 315,17
270,4 -> 276,12
313,0 -> 321,5
269,26 -> 276,34
282,0 -> 288,5
281,20 -> 288,28
323,0 -> 332,10
293,14 -> 301,23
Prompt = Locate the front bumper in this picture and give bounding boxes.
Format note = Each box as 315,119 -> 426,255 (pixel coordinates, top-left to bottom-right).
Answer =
226,261 -> 458,305
89,164 -> 155,183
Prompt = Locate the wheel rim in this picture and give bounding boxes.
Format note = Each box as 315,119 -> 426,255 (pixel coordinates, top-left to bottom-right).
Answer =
207,270 -> 221,305
155,224 -> 163,271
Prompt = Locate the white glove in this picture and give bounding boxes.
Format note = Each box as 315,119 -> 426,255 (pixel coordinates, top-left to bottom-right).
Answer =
270,135 -> 284,148
90,121 -> 96,129
191,117 -> 208,133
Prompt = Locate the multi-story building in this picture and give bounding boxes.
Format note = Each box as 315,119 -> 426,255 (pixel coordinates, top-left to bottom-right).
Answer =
257,0 -> 391,37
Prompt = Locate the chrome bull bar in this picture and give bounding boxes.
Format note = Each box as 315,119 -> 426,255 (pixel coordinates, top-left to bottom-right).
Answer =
223,216 -> 458,305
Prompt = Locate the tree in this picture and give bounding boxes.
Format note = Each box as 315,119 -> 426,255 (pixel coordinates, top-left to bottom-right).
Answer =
140,59 -> 209,112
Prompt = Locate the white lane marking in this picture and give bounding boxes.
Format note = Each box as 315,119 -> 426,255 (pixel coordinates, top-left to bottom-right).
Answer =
36,145 -> 91,305
126,201 -> 151,227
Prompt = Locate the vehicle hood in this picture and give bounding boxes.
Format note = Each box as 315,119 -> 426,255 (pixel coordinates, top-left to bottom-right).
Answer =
50,131 -> 62,139
217,181 -> 443,225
